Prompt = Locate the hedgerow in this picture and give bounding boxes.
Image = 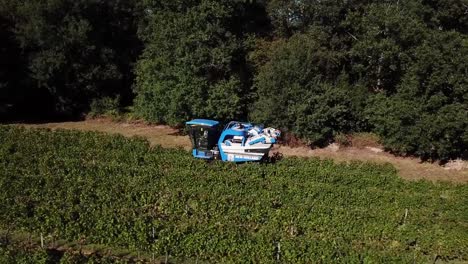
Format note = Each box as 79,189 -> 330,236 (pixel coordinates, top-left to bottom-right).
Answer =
1,126 -> 467,263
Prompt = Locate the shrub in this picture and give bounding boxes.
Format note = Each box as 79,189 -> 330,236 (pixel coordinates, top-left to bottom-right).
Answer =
89,96 -> 121,118
334,133 -> 351,147
349,133 -> 381,149
367,31 -> 468,161
250,31 -> 365,146
133,1 -> 264,125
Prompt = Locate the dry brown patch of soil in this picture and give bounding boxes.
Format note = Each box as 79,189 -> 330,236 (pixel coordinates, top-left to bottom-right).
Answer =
272,145 -> 468,183
16,118 -> 468,183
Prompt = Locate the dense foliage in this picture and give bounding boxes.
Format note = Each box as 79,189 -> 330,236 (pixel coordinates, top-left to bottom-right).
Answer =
1,0 -> 467,159
0,0 -> 141,118
250,32 -> 364,145
249,0 -> 468,159
133,0 -> 268,125
0,247 -> 119,264
1,126 -> 468,263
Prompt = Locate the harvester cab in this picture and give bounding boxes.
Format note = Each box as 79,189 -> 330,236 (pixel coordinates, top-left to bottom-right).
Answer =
186,119 -> 281,162
186,119 -> 221,160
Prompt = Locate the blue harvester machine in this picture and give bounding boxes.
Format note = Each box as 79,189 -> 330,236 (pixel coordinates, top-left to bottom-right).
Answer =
186,119 -> 280,162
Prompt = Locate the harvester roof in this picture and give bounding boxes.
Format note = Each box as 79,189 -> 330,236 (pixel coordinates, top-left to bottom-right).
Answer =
185,119 -> 219,127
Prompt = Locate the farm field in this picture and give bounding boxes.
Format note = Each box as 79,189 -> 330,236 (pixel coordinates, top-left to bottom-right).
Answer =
3,2 -> 467,262
18,118 -> 468,183
1,126 -> 468,263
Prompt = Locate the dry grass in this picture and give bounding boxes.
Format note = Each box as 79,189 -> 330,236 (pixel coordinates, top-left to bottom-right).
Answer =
272,145 -> 468,183
348,132 -> 382,149
15,118 -> 468,183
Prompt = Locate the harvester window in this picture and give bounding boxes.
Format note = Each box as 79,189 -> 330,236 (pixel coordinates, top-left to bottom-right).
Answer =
187,125 -> 219,151
222,135 -> 244,145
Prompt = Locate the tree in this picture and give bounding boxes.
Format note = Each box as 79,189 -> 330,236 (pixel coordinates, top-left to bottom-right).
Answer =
0,0 -> 40,118
134,0 -> 269,125
250,31 -> 363,145
1,0 -> 141,118
422,0 -> 468,34
343,1 -> 431,93
367,30 -> 468,160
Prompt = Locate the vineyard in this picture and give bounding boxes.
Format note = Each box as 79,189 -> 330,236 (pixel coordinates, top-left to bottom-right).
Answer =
1,126 -> 467,263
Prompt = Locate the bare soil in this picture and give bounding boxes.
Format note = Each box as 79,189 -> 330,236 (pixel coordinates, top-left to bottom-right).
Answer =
17,118 -> 468,183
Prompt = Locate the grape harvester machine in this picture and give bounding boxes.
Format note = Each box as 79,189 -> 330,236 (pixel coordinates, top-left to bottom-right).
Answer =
186,119 -> 281,162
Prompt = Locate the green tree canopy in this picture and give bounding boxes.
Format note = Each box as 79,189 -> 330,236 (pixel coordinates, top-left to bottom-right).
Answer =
368,30 -> 468,160
250,31 -> 364,145
134,0 -> 269,125
1,0 -> 141,118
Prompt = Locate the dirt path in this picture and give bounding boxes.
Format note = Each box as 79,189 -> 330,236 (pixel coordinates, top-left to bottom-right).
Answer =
17,119 -> 468,183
